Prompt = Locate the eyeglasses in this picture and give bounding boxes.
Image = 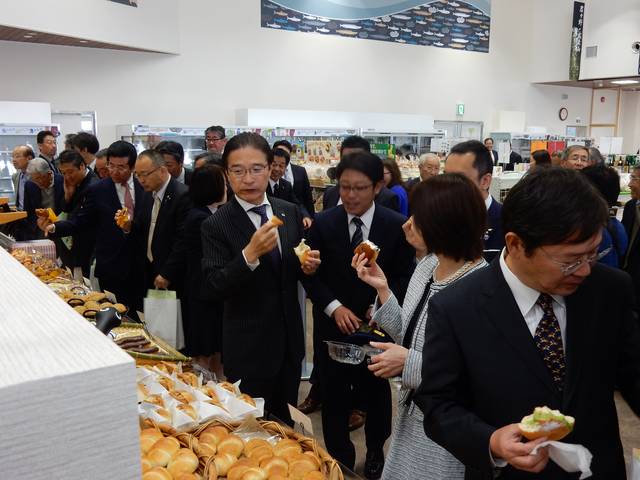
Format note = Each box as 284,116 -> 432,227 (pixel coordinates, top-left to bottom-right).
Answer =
134,166 -> 160,179
541,246 -> 612,276
206,136 -> 225,143
630,175 -> 640,182
228,165 -> 268,178
338,183 -> 373,193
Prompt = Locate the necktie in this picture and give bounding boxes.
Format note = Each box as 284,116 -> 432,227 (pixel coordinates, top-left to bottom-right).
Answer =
249,204 -> 282,269
350,217 -> 364,250
535,294 -> 566,390
273,182 -> 280,197
147,195 -> 161,263
122,181 -> 134,218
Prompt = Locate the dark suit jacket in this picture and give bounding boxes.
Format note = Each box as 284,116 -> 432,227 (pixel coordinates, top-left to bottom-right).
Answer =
291,164 -> 315,218
183,168 -> 193,186
622,199 -> 640,298
267,178 -> 310,218
52,177 -> 144,281
484,197 -> 505,252
504,151 -> 523,171
23,174 -> 65,239
490,150 -> 499,165
133,177 -> 191,287
39,154 -> 59,174
414,259 -> 640,479
305,204 -> 415,341
201,196 -> 311,380
322,185 -> 400,213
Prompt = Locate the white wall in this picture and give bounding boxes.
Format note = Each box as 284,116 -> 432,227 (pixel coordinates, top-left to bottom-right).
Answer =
579,0 -> 640,80
619,91 -> 640,153
0,0 -> 179,53
0,0 -> 593,147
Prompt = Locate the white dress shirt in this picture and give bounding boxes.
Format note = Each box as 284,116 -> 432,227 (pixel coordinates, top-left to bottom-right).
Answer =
485,194 -> 493,211
154,175 -> 171,203
114,174 -> 136,209
325,202 -> 376,317
284,163 -> 294,185
236,194 -> 282,270
176,167 -> 186,185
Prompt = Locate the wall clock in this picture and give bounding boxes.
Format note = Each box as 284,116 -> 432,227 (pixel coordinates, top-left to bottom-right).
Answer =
559,107 -> 568,121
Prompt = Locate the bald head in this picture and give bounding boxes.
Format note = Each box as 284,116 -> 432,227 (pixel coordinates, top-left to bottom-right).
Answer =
12,145 -> 35,172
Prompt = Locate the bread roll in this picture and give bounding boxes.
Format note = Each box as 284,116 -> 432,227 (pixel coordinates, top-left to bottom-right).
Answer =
218,381 -> 236,394
199,385 -> 219,401
244,438 -> 272,455
142,466 -> 173,480
144,394 -> 164,407
261,455 -> 288,476
141,456 -> 153,473
178,372 -> 199,387
353,240 -> 380,263
194,438 -> 217,457
170,390 -> 196,404
114,303 -> 128,313
240,467 -> 268,480
274,438 -> 302,457
177,403 -> 198,421
158,376 -> 174,391
174,473 -> 201,480
303,472 -> 325,480
247,445 -> 272,464
218,434 -> 244,457
213,452 -> 237,476
147,437 -> 181,467
293,238 -> 311,264
168,448 -> 199,476
238,393 -> 256,407
199,425 -> 228,446
289,454 -> 319,479
205,461 -> 218,480
140,428 -> 164,454
227,462 -> 252,480
303,451 -> 322,468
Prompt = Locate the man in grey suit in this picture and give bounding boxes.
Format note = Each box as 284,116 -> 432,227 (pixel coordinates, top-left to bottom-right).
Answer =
11,145 -> 35,210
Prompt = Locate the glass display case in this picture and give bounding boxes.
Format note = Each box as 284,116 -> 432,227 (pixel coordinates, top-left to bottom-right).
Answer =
360,129 -> 446,157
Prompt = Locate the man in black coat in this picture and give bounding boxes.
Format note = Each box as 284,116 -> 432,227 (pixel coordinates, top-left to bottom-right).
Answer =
41,141 -> 145,312
201,132 -> 321,425
484,137 -> 500,165
414,167 -> 640,479
156,140 -> 193,186
445,140 -> 504,257
305,150 -> 415,477
24,157 -> 65,239
622,165 -> 640,299
268,148 -> 312,227
273,140 -> 316,218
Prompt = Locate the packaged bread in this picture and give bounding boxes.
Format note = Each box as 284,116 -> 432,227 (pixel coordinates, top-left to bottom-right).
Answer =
293,239 -> 311,264
238,393 -> 256,407
35,207 -> 58,222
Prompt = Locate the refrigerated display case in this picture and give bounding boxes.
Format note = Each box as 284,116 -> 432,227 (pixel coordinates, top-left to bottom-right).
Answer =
490,132 -> 593,164
360,129 -> 446,157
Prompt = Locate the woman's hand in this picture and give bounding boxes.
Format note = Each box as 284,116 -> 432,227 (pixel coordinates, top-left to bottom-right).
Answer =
368,342 -> 408,378
351,252 -> 390,302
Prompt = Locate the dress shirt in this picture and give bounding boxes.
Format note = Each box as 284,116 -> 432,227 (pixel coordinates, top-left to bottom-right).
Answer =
17,171 -> 27,210
284,163 -> 294,185
325,202 -> 376,317
499,249 -> 566,347
88,158 -> 96,171
154,175 -> 171,203
114,174 -> 136,209
236,194 -> 282,270
176,167 -> 186,185
268,178 -> 279,192
485,194 -> 493,211
207,204 -> 219,215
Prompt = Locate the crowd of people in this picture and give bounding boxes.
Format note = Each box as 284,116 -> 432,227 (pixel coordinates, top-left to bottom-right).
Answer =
6,127 -> 640,479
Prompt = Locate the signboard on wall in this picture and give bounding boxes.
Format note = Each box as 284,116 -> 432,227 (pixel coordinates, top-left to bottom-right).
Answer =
569,1 -> 585,80
261,0 -> 492,53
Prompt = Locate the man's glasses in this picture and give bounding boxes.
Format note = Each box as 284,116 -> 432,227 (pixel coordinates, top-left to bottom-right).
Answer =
338,183 -> 373,193
541,246 -> 611,276
134,167 -> 160,179
206,137 -> 225,143
228,165 -> 268,178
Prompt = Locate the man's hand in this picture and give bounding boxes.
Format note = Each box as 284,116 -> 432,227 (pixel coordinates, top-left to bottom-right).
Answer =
301,249 -> 321,275
333,306 -> 361,335
490,424 -> 550,473
368,342 -> 408,378
114,209 -> 132,233
243,222 -> 278,263
37,216 -> 52,234
154,275 -> 170,290
302,217 -> 313,229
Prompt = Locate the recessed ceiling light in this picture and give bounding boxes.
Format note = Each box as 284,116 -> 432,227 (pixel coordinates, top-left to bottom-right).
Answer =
79,40 -> 88,43
611,79 -> 639,85
23,35 -> 33,39
28,32 -> 37,35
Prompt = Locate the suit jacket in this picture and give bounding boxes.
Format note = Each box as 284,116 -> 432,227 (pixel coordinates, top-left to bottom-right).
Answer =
504,151 -> 523,171
183,168 -> 193,186
23,174 -> 65,239
201,196 -> 310,380
484,197 -> 505,251
414,259 -> 640,479
133,177 -> 191,287
291,164 -> 315,218
305,204 -> 415,341
39,154 -> 59,174
622,199 -> 640,298
53,177 -> 144,280
11,171 -> 27,210
322,185 -> 400,213
490,150 -> 499,165
267,178 -> 311,218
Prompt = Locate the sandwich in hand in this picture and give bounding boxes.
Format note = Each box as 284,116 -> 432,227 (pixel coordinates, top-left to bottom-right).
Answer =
270,216 -> 283,227
293,239 -> 311,264
518,406 -> 575,441
35,208 -> 58,222
354,240 -> 380,263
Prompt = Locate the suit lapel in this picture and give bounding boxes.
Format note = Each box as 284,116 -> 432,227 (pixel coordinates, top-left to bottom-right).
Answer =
228,197 -> 257,243
481,261 -> 560,397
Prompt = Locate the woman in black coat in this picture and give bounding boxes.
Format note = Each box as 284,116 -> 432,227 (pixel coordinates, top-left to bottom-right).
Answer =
182,164 -> 226,375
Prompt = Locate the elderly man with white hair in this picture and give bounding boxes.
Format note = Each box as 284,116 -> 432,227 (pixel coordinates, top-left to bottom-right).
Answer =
404,153 -> 441,192
23,157 -> 64,239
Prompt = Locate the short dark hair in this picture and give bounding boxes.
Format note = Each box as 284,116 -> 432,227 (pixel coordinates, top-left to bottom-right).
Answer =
190,164 -> 226,207
581,164 -> 620,207
72,132 -> 100,154
205,126 -> 225,138
95,148 -> 108,159
336,151 -> 383,184
106,140 -> 138,168
340,135 -> 371,153
412,173 -> 486,261
222,132 -> 273,168
194,151 -> 223,168
57,149 -> 85,169
565,145 -> 589,159
37,130 -> 55,144
588,147 -> 605,166
449,140 -> 493,178
382,159 -> 402,187
64,133 -> 77,148
155,140 -> 184,163
273,140 -> 293,153
273,148 -> 291,165
502,167 -> 608,254
483,137 -> 494,144
531,149 -> 552,167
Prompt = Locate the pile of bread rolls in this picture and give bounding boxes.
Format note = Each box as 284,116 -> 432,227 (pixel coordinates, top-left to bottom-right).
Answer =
141,428 -> 200,479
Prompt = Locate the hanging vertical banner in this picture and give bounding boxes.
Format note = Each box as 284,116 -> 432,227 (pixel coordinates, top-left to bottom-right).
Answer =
569,1 -> 585,80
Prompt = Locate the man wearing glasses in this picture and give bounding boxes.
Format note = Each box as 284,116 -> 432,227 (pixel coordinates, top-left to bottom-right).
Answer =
205,125 -> 227,155
414,167 -> 640,479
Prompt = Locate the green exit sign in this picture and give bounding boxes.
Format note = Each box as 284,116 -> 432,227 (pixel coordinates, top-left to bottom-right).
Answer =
456,103 -> 465,116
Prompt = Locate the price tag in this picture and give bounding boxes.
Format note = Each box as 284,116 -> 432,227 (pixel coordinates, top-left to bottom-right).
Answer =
288,404 -> 314,436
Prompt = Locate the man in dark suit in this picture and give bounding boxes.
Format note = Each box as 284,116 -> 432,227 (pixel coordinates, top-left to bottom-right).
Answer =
71,132 -> 100,172
23,157 -> 65,239
36,130 -> 59,173
56,150 -> 99,277
414,167 -> 640,479
504,142 -> 524,171
40,141 -> 145,312
156,140 -> 193,186
445,140 -> 504,257
306,150 -> 415,477
484,137 -> 499,165
622,165 -> 640,298
201,132 -> 321,425
268,148 -> 312,227
11,145 -> 35,211
125,149 -> 191,292
273,140 -> 316,218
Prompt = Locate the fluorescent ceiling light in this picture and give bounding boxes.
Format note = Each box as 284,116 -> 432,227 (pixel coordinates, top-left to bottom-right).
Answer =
611,79 -> 639,85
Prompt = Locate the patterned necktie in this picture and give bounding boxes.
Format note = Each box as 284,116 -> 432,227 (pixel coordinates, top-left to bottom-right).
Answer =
350,217 -> 364,250
122,182 -> 134,218
249,204 -> 282,269
147,195 -> 161,263
272,182 -> 280,197
535,293 -> 566,390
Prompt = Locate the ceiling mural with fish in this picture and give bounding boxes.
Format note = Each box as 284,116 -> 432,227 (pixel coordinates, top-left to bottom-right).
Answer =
261,0 -> 491,53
